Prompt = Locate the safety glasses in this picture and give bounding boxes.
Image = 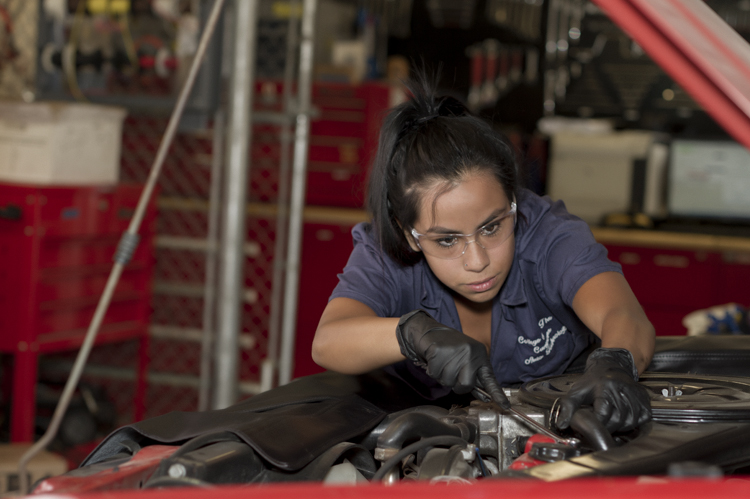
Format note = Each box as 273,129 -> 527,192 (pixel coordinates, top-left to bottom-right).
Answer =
410,202 -> 517,260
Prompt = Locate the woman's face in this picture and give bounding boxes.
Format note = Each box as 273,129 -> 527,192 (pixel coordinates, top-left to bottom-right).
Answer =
407,170 -> 516,305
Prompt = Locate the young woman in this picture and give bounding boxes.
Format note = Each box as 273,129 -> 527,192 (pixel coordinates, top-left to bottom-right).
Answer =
311,75 -> 654,433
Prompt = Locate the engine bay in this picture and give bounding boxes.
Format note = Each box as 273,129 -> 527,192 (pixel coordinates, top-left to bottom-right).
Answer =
32,371 -> 750,493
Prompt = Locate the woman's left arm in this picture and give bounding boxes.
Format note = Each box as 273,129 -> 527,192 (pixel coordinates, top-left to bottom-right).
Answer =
571,271 -> 655,373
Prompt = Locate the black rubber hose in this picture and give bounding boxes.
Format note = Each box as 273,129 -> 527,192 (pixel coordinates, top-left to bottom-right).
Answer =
376,412 -> 471,450
569,407 -> 616,451
371,436 -> 469,482
360,406 -> 450,450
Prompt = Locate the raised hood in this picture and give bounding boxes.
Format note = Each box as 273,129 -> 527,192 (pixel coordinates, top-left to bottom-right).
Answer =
593,0 -> 750,149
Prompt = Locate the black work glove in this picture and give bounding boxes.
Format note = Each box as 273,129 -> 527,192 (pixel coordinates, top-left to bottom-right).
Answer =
556,347 -> 652,434
396,309 -> 491,394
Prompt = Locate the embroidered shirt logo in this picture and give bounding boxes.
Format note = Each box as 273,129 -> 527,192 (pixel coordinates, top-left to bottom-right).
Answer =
520,316 -> 568,365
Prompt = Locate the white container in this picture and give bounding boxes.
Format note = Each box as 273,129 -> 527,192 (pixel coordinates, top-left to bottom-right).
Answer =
546,129 -> 657,224
0,101 -> 127,186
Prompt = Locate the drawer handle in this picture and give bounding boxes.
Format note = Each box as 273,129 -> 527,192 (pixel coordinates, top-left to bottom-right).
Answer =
316,229 -> 334,241
619,252 -> 641,265
0,204 -> 22,220
654,254 -> 689,268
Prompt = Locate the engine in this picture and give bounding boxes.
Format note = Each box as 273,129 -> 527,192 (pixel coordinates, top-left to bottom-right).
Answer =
361,390 -> 551,483
33,372 -> 750,492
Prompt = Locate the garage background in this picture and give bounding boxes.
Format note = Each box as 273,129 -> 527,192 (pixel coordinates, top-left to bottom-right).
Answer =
1,0 -> 749,468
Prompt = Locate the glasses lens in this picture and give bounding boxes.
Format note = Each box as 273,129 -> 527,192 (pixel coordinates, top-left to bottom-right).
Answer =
416,207 -> 516,260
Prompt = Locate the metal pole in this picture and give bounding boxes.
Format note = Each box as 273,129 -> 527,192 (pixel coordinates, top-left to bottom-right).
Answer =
17,0 -> 228,494
213,0 -> 260,409
261,0 -> 301,393
198,109 -> 225,411
278,0 -> 317,386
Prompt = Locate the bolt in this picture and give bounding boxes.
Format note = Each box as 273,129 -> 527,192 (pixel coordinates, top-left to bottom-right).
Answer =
168,463 -> 187,478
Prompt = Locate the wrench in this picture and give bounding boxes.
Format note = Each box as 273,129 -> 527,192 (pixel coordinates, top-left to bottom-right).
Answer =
473,369 -> 580,447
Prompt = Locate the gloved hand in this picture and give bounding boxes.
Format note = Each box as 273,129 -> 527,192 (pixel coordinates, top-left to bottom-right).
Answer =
556,347 -> 652,433
396,309 -> 490,394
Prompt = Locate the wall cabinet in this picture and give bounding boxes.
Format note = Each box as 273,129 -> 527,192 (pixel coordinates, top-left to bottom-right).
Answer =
597,228 -> 750,336
294,221 -> 358,378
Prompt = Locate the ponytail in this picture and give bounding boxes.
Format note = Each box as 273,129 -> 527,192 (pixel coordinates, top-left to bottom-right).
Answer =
366,69 -> 519,266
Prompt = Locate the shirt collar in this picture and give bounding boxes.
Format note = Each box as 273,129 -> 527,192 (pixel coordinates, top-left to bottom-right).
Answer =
498,255 -> 527,306
418,260 -> 446,313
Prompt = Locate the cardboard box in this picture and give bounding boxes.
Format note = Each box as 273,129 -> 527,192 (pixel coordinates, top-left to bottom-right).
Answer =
0,443 -> 68,496
0,101 -> 126,186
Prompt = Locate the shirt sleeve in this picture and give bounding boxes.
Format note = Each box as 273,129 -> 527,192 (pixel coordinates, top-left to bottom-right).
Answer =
328,223 -> 404,318
535,202 -> 622,307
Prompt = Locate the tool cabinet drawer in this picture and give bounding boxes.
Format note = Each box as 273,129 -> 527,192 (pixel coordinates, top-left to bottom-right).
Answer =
37,235 -> 151,269
35,266 -> 149,302
606,245 -> 720,309
35,297 -> 146,337
250,80 -> 388,208
37,187 -> 114,237
0,182 -> 155,349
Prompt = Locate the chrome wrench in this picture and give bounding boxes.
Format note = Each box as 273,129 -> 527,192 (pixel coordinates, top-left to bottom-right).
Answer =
473,369 -> 580,447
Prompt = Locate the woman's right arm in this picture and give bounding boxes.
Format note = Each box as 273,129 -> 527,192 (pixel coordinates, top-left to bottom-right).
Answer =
311,297 -> 405,374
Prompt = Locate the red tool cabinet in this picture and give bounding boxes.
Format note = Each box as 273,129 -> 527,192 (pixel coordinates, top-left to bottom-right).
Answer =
0,182 -> 156,442
251,80 -> 390,208
294,221 -> 360,378
603,239 -> 750,336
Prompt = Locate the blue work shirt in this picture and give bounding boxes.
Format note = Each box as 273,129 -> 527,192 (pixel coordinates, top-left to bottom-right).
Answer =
329,189 -> 622,398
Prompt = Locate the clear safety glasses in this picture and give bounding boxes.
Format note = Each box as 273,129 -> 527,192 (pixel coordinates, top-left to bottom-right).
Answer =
410,202 -> 517,260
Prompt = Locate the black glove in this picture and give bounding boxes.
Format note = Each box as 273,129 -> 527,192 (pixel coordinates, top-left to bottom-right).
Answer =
396,309 -> 490,394
556,347 -> 652,433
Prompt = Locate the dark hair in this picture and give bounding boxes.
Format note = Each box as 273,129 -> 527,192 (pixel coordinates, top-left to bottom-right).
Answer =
366,72 -> 520,266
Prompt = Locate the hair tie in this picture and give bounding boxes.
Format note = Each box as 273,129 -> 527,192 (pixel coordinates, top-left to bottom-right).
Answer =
388,95 -> 470,177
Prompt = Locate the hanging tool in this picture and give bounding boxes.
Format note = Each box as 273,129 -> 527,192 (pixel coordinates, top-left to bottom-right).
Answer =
474,366 -> 580,447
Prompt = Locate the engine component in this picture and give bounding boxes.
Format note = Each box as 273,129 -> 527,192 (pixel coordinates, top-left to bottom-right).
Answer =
463,394 -> 549,470
374,412 -> 475,460
147,439 -> 265,487
474,386 -> 579,447
359,406 -> 450,450
528,442 -> 581,463
520,373 -> 750,424
371,436 -> 470,482
417,445 -> 477,480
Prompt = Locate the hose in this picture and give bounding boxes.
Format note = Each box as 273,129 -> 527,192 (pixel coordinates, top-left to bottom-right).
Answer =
371,435 -> 469,482
569,407 -> 616,451
376,412 -> 471,451
360,406 -> 450,450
